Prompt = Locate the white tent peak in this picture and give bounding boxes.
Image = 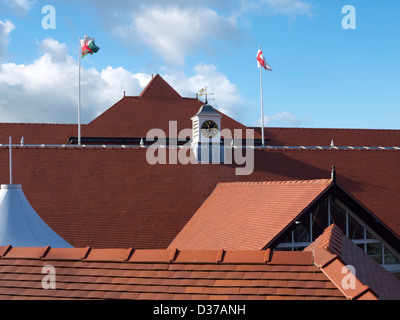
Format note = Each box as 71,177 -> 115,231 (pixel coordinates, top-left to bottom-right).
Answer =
0,184 -> 72,248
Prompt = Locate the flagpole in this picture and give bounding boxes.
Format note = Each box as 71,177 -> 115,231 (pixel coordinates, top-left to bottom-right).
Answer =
9,136 -> 12,184
259,54 -> 265,146
78,37 -> 82,146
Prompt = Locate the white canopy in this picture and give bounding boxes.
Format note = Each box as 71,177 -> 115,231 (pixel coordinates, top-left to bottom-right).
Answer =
0,184 -> 72,247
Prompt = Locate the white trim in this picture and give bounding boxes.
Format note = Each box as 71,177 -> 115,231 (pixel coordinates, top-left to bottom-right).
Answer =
335,198 -> 400,266
276,197 -> 400,271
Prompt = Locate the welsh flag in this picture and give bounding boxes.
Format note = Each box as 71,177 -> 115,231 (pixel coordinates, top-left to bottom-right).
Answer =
257,49 -> 272,71
80,35 -> 100,58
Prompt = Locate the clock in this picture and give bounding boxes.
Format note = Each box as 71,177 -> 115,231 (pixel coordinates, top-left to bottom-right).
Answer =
201,120 -> 219,138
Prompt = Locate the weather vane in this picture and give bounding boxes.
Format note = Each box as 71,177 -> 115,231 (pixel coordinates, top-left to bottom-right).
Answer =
198,87 -> 214,104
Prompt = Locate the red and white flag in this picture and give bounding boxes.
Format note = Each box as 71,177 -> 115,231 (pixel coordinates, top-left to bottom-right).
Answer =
257,49 -> 272,71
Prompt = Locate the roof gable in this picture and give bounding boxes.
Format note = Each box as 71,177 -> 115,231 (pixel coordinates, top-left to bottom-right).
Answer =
139,74 -> 182,100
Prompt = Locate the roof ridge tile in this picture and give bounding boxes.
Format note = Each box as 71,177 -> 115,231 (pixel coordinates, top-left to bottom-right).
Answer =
217,179 -> 331,187
309,225 -> 379,300
83,248 -> 133,262
0,245 -> 12,257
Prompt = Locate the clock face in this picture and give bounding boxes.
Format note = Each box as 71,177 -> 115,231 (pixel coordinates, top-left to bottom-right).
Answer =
201,120 -> 219,138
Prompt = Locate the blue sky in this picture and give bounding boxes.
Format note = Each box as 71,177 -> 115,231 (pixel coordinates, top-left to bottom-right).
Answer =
0,0 -> 399,129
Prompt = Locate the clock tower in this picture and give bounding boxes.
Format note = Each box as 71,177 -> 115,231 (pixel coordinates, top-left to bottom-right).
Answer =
191,103 -> 223,163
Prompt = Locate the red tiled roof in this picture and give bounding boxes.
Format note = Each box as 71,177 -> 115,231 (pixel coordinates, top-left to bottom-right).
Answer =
305,224 -> 400,300
0,247 -> 341,300
0,146 -> 399,249
0,225 -> 397,300
256,127 -> 400,147
0,75 -> 399,251
80,74 -> 253,139
0,123 -> 81,145
169,179 -> 332,250
139,73 -> 182,100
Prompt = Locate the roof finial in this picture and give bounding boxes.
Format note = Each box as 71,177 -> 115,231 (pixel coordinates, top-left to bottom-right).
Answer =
331,165 -> 336,184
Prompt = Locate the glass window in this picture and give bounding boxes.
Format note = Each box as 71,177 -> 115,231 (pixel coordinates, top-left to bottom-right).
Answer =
330,201 -> 347,233
384,246 -> 400,265
357,243 -> 365,252
367,243 -> 383,264
311,198 -> 329,240
293,216 -> 311,243
274,247 -> 292,251
366,230 -> 378,240
280,232 -> 292,244
348,215 -> 364,240
274,197 -> 400,271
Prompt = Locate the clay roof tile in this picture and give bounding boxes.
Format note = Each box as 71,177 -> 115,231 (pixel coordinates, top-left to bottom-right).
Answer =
169,179 -> 332,251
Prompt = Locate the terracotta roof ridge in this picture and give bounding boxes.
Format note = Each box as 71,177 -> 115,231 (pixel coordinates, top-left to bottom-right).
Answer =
217,179 -> 332,186
315,224 -> 343,256
0,246 -> 313,265
306,225 -> 378,300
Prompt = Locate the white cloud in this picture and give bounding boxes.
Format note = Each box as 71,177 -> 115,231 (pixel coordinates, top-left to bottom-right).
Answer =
0,20 -> 15,59
0,38 -> 247,125
39,38 -> 69,63
64,0 -> 312,65
132,6 -> 242,65
164,63 -> 245,121
0,39 -> 147,123
2,0 -> 36,12
75,1 -> 244,65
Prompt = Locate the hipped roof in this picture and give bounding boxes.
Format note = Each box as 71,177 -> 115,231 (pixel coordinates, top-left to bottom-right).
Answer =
80,74 -> 252,139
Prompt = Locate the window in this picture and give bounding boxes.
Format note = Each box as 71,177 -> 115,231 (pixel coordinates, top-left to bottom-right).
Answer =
330,201 -> 346,233
310,197 -> 329,239
275,196 -> 400,272
348,214 -> 364,240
